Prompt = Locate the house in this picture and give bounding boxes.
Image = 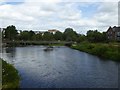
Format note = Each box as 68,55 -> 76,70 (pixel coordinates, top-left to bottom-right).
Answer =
0,28 -> 5,32
0,28 -> 4,31
33,31 -> 40,34
0,28 -> 6,38
48,29 -> 59,34
106,26 -> 120,41
40,31 -> 46,36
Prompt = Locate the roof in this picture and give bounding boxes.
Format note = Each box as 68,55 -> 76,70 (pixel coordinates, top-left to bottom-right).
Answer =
48,29 -> 59,32
107,26 -> 120,32
113,26 -> 120,32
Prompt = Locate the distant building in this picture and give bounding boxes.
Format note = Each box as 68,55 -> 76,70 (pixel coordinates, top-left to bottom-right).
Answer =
17,30 -> 22,34
34,31 -> 41,34
33,31 -> 47,36
0,28 -> 5,37
0,28 -> 5,32
48,29 -> 59,34
40,31 -> 46,36
106,26 -> 120,41
0,28 -> 3,31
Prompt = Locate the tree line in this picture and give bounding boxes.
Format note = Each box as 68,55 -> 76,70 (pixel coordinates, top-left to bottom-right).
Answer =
2,25 -> 108,43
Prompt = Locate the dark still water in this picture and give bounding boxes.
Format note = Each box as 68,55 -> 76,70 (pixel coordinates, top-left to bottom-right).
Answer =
1,46 -> 119,88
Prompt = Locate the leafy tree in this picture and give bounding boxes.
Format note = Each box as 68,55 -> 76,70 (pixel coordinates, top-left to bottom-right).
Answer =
32,33 -> 42,41
102,32 -> 108,42
87,30 -> 107,42
3,25 -> 109,43
63,28 -> 78,41
77,34 -> 86,43
19,31 -> 30,41
42,32 -> 54,41
4,25 -> 18,40
29,30 -> 35,40
54,31 -> 63,40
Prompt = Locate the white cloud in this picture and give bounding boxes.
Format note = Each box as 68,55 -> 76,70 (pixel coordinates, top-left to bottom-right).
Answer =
94,2 -> 118,27
0,1 -> 118,34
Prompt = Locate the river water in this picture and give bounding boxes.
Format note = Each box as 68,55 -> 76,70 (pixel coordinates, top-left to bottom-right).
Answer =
1,46 -> 119,88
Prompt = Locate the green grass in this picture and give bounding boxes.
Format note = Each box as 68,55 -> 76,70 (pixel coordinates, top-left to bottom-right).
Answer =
0,58 -> 20,89
71,42 -> 120,61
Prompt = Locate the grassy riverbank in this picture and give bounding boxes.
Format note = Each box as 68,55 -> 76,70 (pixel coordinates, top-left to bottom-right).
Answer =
71,42 -> 120,61
0,58 -> 20,89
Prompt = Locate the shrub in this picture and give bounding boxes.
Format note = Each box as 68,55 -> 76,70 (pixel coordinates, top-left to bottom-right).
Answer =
1,59 -> 20,89
71,43 -> 120,61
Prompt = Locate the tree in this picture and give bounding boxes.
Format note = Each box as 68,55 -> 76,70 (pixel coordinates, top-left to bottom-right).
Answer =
29,30 -> 35,40
54,31 -> 63,40
42,32 -> 54,41
32,33 -> 42,41
102,32 -> 108,42
87,30 -> 107,42
77,34 -> 86,43
63,28 -> 78,41
19,31 -> 30,41
4,25 -> 18,40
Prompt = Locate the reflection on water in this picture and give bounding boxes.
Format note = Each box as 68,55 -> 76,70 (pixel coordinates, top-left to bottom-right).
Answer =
2,47 -> 16,64
1,46 -> 119,88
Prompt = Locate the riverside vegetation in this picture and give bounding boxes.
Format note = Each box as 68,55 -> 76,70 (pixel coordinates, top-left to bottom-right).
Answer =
0,58 -> 20,89
2,25 -> 120,61
1,25 -> 120,89
71,42 -> 120,61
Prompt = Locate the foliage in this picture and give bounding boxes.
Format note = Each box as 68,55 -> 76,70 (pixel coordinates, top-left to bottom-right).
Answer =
33,33 -> 42,41
2,25 -> 115,43
42,32 -> 54,41
71,42 -> 120,61
63,28 -> 78,41
54,31 -> 63,40
87,30 -> 108,42
77,34 -> 87,43
19,31 -> 30,41
1,59 -> 20,89
4,25 -> 18,41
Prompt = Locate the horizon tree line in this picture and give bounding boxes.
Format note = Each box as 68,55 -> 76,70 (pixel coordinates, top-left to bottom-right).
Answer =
2,25 -> 108,43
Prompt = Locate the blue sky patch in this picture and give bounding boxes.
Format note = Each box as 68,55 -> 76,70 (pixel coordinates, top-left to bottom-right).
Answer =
76,2 -> 100,18
2,0 -> 24,5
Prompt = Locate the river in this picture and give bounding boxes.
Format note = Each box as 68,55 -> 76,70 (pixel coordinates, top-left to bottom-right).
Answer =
1,46 -> 119,88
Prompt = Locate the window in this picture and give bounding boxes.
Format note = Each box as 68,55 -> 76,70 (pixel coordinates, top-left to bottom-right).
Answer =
117,32 -> 120,36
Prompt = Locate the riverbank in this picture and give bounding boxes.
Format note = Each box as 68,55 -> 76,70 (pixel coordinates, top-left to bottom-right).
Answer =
1,58 -> 20,89
2,41 -> 72,47
71,42 -> 120,61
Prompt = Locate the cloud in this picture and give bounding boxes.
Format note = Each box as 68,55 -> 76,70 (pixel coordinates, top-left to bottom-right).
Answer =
0,1 -> 118,34
94,2 -> 118,26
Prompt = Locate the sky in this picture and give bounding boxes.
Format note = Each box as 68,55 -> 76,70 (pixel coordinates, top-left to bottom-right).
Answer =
0,0 -> 119,34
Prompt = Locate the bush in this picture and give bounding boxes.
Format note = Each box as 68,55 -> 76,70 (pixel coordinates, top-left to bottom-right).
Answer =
71,43 -> 120,61
1,59 -> 20,89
